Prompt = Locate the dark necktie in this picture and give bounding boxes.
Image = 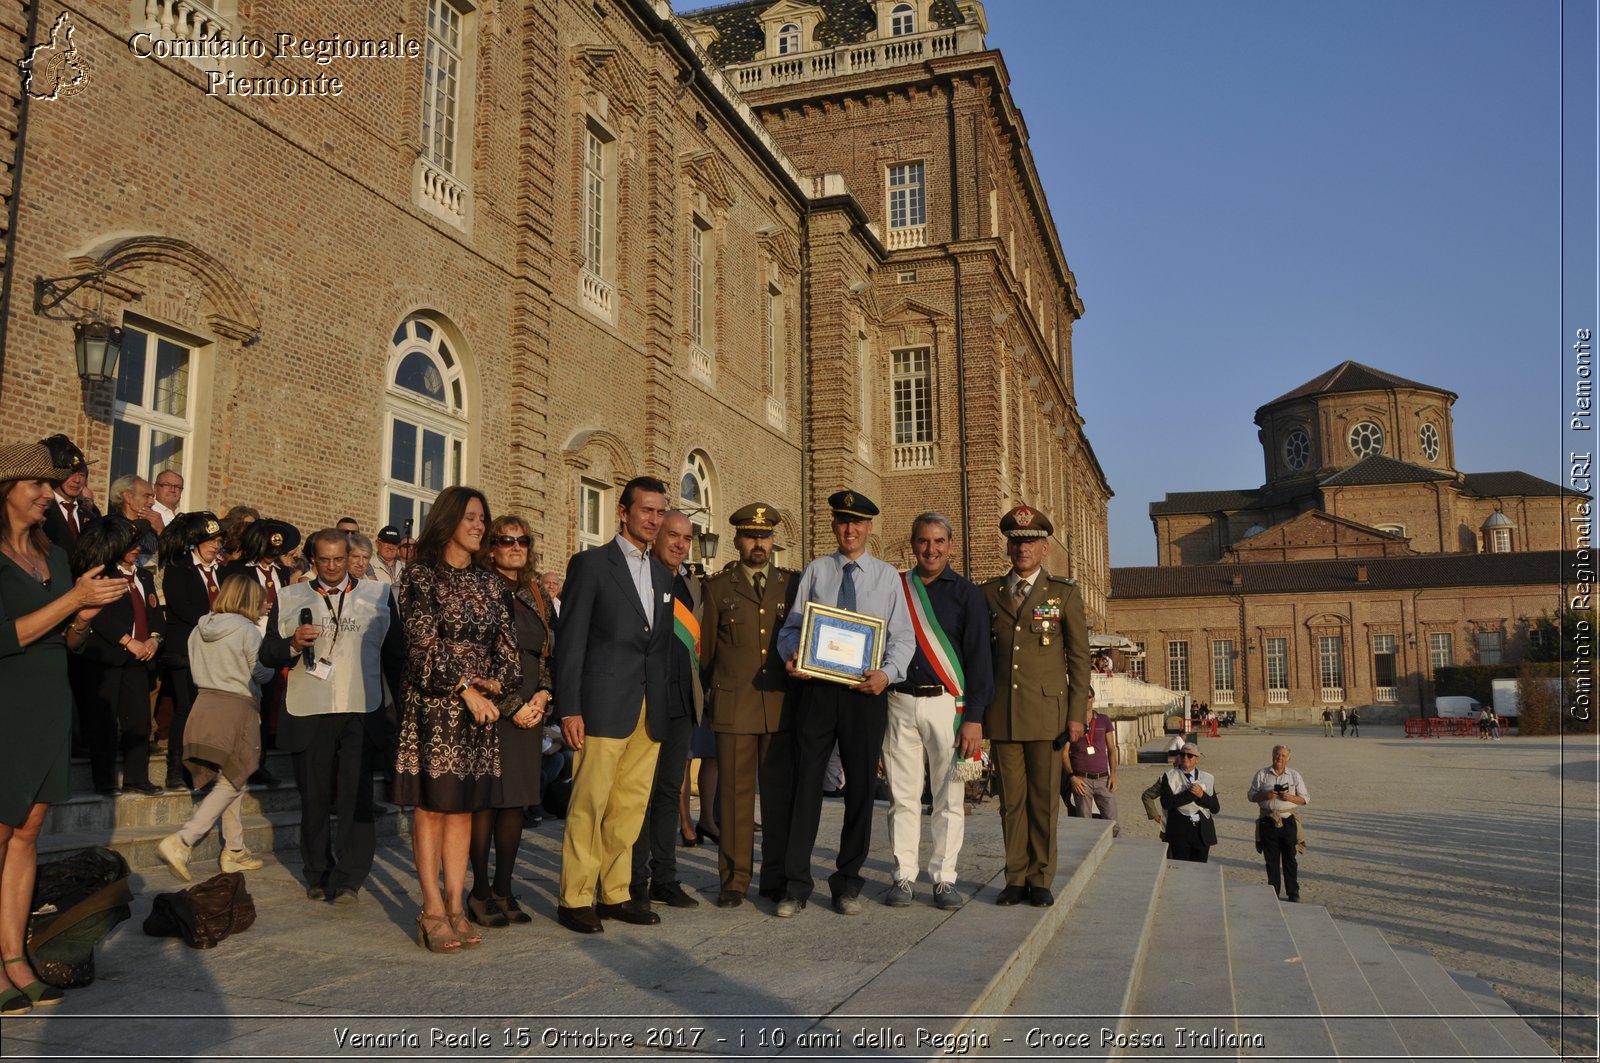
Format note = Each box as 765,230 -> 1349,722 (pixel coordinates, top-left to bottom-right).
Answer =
837,561 -> 858,613
63,500 -> 79,538
1013,577 -> 1031,608
201,566 -> 218,607
126,573 -> 149,640
261,569 -> 276,611
753,571 -> 766,599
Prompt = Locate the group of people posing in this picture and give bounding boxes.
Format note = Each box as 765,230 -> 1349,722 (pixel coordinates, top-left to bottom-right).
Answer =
0,431 -> 1101,983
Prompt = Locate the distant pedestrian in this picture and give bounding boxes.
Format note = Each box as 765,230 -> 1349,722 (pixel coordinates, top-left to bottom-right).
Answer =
1490,712 -> 1502,741
1348,708 -> 1360,737
1322,709 -> 1334,737
1338,708 -> 1348,737
1247,745 -> 1308,901
1478,706 -> 1493,740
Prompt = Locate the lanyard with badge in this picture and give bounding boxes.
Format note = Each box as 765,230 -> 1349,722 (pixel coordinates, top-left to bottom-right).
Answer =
307,580 -> 346,681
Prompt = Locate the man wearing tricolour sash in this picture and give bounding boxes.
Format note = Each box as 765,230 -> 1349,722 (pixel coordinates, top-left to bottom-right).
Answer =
881,512 -> 994,911
260,529 -> 405,903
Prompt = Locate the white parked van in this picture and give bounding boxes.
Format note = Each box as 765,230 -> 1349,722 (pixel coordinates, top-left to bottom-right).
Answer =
1434,695 -> 1481,718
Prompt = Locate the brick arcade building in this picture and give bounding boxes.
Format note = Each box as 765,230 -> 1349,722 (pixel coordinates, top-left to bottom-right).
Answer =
0,0 -> 1110,619
1107,362 -> 1572,723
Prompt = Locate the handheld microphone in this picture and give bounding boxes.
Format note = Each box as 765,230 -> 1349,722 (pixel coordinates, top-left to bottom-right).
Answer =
299,607 -> 315,669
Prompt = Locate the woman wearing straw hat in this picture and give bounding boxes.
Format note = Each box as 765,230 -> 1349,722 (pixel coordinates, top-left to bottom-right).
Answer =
0,441 -> 128,1015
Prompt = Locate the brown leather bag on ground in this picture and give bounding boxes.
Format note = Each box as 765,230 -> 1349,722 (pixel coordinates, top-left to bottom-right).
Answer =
143,871 -> 257,950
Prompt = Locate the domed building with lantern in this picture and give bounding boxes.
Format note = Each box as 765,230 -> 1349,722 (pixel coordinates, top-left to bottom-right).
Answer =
1106,362 -> 1573,723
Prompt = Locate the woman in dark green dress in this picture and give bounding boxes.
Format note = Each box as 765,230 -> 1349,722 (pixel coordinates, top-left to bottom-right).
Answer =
0,442 -> 129,1015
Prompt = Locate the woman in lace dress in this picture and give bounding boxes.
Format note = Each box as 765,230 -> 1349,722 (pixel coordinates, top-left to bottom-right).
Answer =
393,486 -> 519,951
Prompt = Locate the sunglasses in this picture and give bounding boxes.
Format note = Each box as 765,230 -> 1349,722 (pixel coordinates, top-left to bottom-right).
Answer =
1179,752 -> 1199,759
492,535 -> 531,547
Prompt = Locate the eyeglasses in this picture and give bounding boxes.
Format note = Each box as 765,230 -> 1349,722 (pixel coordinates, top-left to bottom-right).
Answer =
1178,752 -> 1199,759
492,535 -> 531,547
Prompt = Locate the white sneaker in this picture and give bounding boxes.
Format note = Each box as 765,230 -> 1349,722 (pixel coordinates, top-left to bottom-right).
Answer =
220,848 -> 263,873
157,834 -> 192,882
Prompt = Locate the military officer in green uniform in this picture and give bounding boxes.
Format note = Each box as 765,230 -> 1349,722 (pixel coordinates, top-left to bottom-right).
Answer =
981,504 -> 1090,907
698,503 -> 799,908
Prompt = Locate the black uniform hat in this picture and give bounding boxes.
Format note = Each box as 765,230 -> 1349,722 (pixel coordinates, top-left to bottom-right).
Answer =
37,434 -> 90,474
157,511 -> 224,571
828,490 -> 878,521
70,513 -> 138,578
999,503 -> 1053,539
240,519 -> 301,562
728,502 -> 782,535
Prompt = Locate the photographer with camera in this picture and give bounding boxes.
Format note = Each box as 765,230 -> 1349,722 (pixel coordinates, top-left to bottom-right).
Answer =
1246,745 -> 1309,901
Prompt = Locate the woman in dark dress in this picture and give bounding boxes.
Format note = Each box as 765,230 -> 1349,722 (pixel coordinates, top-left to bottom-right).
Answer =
71,515 -> 165,796
393,487 -> 519,951
0,442 -> 127,1015
466,515 -> 553,927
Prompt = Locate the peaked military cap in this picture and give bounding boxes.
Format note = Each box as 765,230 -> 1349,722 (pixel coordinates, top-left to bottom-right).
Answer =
729,502 -> 781,534
828,489 -> 878,520
1000,503 -> 1052,539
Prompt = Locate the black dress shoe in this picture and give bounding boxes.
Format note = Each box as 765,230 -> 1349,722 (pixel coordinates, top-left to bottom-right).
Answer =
163,775 -> 188,792
994,884 -> 1028,906
557,905 -> 604,934
127,782 -> 163,796
757,886 -> 784,902
716,892 -> 745,909
306,886 -> 327,901
1029,886 -> 1055,907
649,882 -> 700,909
248,767 -> 276,787
596,901 -> 661,925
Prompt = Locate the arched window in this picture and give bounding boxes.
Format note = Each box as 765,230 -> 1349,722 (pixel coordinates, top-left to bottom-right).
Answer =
890,3 -> 916,35
777,23 -> 801,54
680,449 -> 717,534
385,316 -> 469,533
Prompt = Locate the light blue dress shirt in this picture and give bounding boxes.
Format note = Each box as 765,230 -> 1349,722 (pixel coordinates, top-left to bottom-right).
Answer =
777,551 -> 914,684
615,534 -> 654,629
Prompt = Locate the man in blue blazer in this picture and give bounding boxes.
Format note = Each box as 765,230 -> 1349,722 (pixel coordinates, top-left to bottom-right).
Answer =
554,476 -> 674,933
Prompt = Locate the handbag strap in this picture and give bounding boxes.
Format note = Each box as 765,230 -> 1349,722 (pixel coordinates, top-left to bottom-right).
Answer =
29,877 -> 132,949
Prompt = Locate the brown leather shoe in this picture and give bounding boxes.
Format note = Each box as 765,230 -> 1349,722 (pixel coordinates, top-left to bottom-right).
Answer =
716,892 -> 744,909
596,901 -> 661,925
557,905 -> 604,934
994,884 -> 1028,906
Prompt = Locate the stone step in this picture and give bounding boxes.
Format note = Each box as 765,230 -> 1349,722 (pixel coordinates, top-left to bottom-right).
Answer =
1002,837 -> 1167,1063
1222,881 -> 1338,1057
66,747 -> 297,793
1389,944 -> 1521,1061
1446,970 -> 1559,1059
774,816 -> 1117,1062
44,769 -> 388,834
1122,860 -> 1238,1057
39,804 -> 407,873
1336,922 -> 1475,1060
1278,901 -> 1410,1061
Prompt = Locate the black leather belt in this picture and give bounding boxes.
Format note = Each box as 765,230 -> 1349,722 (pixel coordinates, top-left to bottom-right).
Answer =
1075,771 -> 1110,780
890,683 -> 945,697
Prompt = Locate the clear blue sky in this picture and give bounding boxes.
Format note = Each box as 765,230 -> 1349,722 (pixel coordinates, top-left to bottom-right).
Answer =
984,1 -> 1564,566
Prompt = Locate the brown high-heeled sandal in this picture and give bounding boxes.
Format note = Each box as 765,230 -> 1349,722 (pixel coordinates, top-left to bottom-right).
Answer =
447,909 -> 483,947
414,913 -> 462,953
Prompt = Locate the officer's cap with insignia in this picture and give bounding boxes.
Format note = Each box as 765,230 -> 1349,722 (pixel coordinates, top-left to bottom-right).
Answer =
240,518 -> 301,562
1000,503 -> 1053,540
828,489 -> 879,521
729,502 -> 782,536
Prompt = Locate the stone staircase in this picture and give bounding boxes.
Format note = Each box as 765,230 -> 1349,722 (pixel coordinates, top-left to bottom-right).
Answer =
40,750 -> 403,872
778,823 -> 1557,1061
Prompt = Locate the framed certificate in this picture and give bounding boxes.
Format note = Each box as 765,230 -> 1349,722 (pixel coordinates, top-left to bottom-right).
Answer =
795,601 -> 886,685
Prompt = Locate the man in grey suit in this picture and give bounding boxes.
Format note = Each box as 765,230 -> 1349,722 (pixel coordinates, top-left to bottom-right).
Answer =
555,476 -> 674,934
629,511 -> 704,910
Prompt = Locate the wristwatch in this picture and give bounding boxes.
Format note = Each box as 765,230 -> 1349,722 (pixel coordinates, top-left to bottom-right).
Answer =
453,675 -> 474,696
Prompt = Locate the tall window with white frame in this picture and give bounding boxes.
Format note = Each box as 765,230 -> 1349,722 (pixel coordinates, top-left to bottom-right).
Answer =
1318,635 -> 1345,701
765,280 -> 786,428
690,222 -> 706,350
777,22 -> 800,53
576,479 -> 610,551
1167,640 -> 1190,695
418,0 -> 471,221
679,450 -> 717,549
385,317 -> 468,533
1129,640 -> 1146,682
111,322 -> 194,490
1373,634 -> 1398,701
891,348 -> 933,468
1429,632 -> 1453,671
890,2 -> 916,35
886,161 -> 926,248
580,120 -> 616,319
1211,639 -> 1235,705
1265,637 -> 1289,703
